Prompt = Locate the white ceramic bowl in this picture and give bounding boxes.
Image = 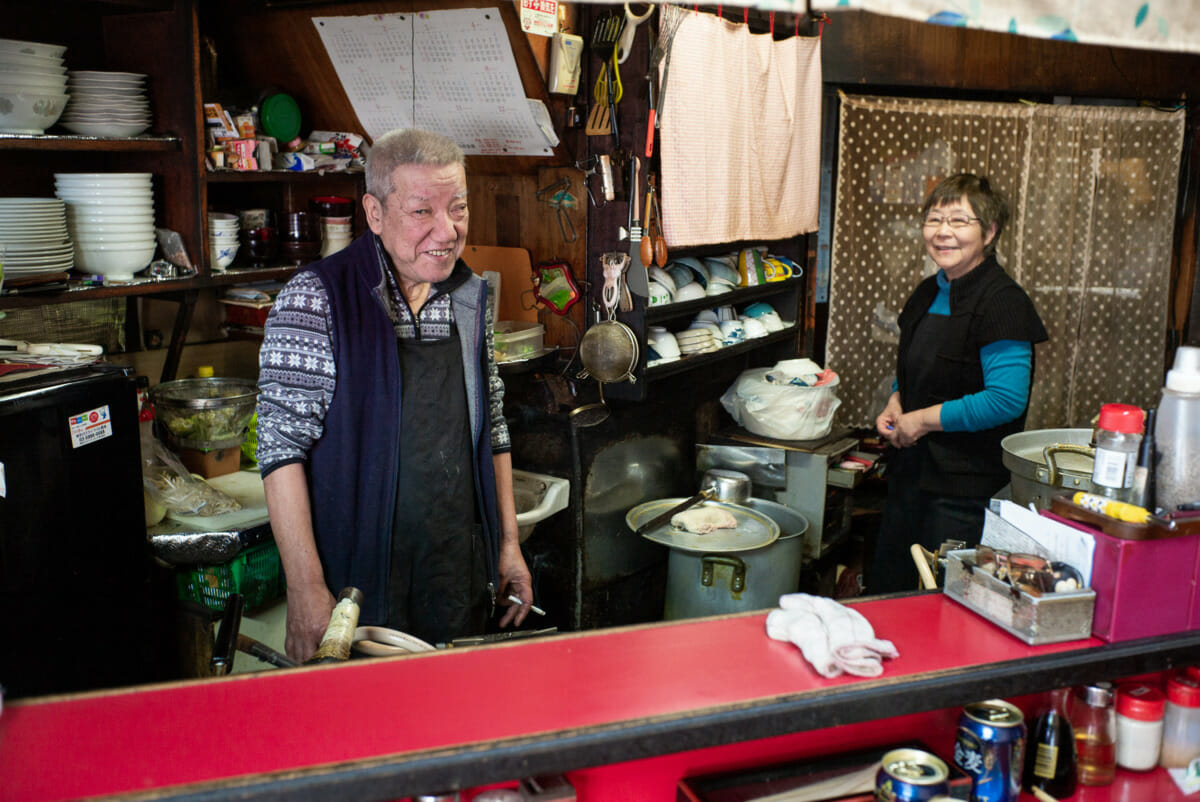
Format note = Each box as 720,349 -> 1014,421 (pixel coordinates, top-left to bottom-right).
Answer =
673,282 -> 707,303
0,73 -> 68,93
741,317 -> 769,339
55,175 -> 151,185
0,89 -> 67,134
209,242 -> 238,270
74,240 -> 156,277
73,227 -> 154,241
55,187 -> 153,200
0,38 -> 68,59
62,200 -> 155,215
67,210 -> 154,223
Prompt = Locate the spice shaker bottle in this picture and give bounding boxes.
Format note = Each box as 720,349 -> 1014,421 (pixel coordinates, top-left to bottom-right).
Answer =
1160,672 -> 1200,768
1114,682 -> 1165,771
1154,345 -> 1200,513
1071,682 -> 1117,785
1024,687 -> 1077,798
1091,404 -> 1144,501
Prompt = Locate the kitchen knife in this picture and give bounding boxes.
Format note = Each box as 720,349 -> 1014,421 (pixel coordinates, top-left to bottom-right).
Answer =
626,155 -> 650,297
634,489 -> 715,535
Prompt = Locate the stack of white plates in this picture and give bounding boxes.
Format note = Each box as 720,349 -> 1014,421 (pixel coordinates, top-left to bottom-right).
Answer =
55,173 -> 156,280
0,38 -> 69,135
59,70 -> 150,137
0,197 -> 73,279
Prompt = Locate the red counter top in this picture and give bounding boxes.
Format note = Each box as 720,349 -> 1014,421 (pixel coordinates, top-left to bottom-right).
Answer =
1,593 -> 1196,801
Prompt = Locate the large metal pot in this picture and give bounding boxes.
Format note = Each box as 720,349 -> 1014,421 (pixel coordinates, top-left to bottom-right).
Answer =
663,498 -> 809,621
1001,428 -> 1096,509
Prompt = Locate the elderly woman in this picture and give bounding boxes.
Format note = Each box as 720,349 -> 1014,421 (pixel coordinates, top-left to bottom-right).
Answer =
868,174 -> 1048,594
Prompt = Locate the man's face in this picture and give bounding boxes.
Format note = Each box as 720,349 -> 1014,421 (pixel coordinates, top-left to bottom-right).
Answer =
364,162 -> 469,292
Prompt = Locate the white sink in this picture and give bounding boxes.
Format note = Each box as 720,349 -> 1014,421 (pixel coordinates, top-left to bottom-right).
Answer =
512,469 -> 570,542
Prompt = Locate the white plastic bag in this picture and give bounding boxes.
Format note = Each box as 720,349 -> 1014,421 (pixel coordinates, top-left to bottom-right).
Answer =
721,368 -> 841,441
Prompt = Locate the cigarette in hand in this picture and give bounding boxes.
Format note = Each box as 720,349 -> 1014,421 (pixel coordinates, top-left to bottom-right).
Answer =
507,594 -> 546,616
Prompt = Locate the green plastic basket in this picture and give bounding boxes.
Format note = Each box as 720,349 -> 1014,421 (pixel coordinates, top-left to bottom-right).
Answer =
176,541 -> 284,611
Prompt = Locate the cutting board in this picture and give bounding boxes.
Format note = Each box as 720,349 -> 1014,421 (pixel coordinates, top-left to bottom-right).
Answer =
462,244 -> 539,323
167,470 -> 270,531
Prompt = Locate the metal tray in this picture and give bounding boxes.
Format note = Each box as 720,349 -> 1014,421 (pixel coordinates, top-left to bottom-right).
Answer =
943,549 -> 1095,645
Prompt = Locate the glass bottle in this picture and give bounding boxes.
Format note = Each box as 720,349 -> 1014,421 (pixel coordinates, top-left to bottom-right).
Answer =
1072,682 -> 1117,786
1091,404 -> 1144,501
1024,687 -> 1078,797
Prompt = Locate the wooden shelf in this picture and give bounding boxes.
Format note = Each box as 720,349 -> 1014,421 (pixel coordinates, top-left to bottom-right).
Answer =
206,168 -> 364,183
0,133 -> 182,152
643,325 -> 801,383
644,276 -> 805,325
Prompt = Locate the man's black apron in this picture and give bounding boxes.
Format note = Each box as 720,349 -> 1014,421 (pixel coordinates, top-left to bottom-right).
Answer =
387,327 -> 489,645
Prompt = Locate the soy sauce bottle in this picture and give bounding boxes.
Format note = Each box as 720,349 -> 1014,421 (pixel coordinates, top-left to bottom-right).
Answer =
1024,687 -> 1078,798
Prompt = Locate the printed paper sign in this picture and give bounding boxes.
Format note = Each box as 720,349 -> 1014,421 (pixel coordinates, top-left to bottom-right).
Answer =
68,405 -> 114,449
520,0 -> 558,37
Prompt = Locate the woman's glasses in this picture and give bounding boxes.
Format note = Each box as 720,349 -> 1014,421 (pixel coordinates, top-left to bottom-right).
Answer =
922,214 -> 980,229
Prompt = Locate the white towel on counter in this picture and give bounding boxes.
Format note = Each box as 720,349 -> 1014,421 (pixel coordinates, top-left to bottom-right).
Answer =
765,593 -> 899,678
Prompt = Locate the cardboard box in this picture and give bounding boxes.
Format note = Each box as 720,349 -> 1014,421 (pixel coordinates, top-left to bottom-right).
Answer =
177,445 -> 242,479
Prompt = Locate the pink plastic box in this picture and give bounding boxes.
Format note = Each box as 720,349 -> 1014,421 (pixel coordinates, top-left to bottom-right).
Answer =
1046,511 -> 1200,642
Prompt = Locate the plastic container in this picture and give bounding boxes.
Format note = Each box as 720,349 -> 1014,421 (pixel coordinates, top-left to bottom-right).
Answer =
1091,403 -> 1144,501
1114,682 -> 1165,770
1161,672 -> 1200,768
494,321 -> 545,363
1072,682 -> 1117,786
1155,345 -> 1200,513
175,541 -> 284,611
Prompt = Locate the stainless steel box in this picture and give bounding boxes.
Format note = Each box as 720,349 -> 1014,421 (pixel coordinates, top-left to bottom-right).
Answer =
943,549 -> 1095,645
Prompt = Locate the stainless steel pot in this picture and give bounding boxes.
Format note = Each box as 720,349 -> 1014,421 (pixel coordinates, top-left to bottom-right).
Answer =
663,498 -> 809,620
699,469 -> 751,504
1001,428 -> 1096,509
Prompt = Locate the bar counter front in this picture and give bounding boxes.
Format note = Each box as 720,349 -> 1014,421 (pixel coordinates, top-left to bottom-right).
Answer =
2,593 -> 1198,802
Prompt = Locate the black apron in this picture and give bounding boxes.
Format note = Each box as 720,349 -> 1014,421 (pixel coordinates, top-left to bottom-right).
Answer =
869,312 -> 989,594
387,327 -> 489,645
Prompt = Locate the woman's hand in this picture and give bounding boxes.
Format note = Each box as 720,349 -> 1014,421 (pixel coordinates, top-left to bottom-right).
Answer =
876,392 -> 903,445
891,404 -> 944,448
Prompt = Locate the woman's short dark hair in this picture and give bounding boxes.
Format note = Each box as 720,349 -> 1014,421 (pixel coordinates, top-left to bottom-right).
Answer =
922,173 -> 1010,256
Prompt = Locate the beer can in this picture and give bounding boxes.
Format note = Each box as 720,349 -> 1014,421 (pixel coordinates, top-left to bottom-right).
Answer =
953,699 -> 1027,802
875,748 -> 951,802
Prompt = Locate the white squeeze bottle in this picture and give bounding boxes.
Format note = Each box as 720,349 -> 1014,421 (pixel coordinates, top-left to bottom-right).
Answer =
1155,345 -> 1200,513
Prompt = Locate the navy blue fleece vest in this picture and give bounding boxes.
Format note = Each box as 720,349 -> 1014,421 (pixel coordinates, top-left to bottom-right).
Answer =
304,234 -> 500,624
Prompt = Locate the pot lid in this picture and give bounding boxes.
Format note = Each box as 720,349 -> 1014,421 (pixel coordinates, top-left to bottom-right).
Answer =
627,498 -> 779,553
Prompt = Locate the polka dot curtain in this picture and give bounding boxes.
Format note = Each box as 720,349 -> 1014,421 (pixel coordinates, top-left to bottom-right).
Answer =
826,93 -> 1185,429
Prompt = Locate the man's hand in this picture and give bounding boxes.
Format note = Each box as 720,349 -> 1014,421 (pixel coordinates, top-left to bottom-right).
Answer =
284,581 -> 336,662
496,539 -> 533,629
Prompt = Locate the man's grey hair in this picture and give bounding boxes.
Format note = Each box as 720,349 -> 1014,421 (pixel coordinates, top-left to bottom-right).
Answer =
365,128 -> 466,202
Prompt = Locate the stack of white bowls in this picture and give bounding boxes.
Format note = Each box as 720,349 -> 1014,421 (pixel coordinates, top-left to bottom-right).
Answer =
0,197 -> 73,280
55,172 -> 156,281
60,70 -> 150,137
0,38 -> 68,135
208,213 -> 239,271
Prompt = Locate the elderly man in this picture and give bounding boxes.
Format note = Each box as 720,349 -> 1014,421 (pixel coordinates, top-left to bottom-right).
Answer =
256,128 -> 533,661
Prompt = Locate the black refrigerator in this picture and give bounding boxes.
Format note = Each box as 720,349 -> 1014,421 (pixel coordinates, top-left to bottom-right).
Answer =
0,364 -> 174,699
